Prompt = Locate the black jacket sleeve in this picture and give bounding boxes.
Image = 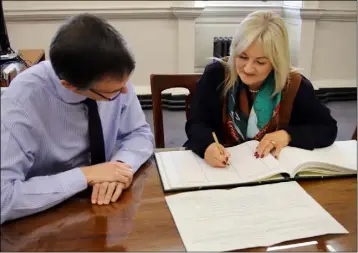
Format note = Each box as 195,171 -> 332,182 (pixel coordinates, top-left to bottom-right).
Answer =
283,75 -> 338,150
184,61 -> 225,158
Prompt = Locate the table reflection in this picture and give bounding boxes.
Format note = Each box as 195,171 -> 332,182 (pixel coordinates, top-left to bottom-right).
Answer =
1,166 -> 150,252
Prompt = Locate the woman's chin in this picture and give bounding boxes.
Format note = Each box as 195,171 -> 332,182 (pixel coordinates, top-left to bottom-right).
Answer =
241,78 -> 256,86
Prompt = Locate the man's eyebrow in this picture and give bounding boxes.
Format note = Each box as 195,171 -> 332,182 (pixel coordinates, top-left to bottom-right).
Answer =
93,87 -> 123,94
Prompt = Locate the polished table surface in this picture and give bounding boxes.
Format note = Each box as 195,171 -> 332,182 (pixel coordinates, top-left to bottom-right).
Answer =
1,158 -> 357,252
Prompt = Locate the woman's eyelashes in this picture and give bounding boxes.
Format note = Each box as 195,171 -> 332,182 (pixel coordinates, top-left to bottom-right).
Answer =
238,55 -> 266,65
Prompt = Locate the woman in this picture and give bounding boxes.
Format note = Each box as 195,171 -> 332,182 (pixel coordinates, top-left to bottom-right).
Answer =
185,10 -> 337,168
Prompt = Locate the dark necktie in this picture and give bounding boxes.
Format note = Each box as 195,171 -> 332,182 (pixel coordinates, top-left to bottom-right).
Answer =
83,98 -> 106,165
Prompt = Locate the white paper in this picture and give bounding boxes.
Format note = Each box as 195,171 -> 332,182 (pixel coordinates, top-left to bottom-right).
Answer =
165,181 -> 348,251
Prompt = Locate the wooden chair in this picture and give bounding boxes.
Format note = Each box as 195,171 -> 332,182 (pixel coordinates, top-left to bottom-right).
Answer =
352,126 -> 357,140
150,74 -> 202,148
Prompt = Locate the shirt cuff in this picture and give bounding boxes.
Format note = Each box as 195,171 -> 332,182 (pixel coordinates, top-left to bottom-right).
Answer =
56,168 -> 88,194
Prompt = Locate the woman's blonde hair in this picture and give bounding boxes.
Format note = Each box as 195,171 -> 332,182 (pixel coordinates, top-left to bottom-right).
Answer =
218,10 -> 293,96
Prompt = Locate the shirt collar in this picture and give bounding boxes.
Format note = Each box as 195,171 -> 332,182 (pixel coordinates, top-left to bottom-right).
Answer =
45,61 -> 87,104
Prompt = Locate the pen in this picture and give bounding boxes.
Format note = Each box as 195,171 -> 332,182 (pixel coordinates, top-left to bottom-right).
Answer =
212,132 -> 229,165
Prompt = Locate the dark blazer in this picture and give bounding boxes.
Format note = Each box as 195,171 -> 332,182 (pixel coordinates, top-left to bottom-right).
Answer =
184,61 -> 338,158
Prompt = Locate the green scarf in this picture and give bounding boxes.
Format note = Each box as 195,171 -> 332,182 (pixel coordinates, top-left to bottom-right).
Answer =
227,71 -> 281,142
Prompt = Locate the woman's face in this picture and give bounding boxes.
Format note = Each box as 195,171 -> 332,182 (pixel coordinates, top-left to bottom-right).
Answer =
235,41 -> 273,89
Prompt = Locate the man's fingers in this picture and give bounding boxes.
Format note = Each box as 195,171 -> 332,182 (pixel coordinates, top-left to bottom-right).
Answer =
116,168 -> 133,181
104,182 -> 117,205
97,182 -> 109,205
91,184 -> 100,204
113,172 -> 131,186
113,162 -> 132,171
123,176 -> 133,189
111,183 -> 124,202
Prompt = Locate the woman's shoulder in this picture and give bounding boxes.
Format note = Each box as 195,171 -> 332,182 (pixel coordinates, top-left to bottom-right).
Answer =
287,72 -> 319,109
297,73 -> 316,95
287,71 -> 315,94
199,59 -> 227,90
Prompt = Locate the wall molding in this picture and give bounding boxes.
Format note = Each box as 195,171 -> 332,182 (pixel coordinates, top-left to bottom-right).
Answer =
196,5 -> 283,24
172,7 -> 204,19
5,4 -> 356,22
4,7 -> 204,21
284,7 -> 357,22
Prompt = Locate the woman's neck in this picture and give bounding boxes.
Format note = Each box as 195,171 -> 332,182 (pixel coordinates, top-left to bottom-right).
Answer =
246,82 -> 263,92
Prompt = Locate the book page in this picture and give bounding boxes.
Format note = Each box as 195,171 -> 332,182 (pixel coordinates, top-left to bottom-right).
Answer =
155,141 -> 286,191
277,140 -> 357,177
165,181 -> 348,251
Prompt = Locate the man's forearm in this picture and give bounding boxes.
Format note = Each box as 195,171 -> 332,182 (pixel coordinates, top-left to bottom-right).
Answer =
1,168 -> 87,224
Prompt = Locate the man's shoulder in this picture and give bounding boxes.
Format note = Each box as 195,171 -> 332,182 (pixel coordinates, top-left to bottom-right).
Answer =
1,61 -> 56,122
2,61 -> 54,105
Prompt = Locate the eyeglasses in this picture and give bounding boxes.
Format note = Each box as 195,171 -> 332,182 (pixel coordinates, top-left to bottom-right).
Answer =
89,88 -> 121,101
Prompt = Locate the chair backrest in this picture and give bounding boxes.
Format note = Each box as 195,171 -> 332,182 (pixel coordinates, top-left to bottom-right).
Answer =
150,74 -> 202,148
352,126 -> 357,140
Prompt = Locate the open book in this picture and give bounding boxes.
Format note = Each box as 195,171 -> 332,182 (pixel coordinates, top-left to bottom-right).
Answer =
155,140 -> 357,192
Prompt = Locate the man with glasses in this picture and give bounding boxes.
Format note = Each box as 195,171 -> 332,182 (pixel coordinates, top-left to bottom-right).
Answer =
1,13 -> 154,224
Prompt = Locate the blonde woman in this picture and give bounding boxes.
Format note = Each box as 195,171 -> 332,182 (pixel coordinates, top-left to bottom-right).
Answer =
184,10 -> 337,168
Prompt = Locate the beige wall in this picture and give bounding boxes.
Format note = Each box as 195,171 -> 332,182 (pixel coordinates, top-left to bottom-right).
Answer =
3,1 -> 357,94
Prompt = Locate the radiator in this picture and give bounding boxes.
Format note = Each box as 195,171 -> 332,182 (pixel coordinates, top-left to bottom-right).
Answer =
213,37 -> 232,57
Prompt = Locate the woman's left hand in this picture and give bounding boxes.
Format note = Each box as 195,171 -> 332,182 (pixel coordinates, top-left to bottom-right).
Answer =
255,130 -> 291,159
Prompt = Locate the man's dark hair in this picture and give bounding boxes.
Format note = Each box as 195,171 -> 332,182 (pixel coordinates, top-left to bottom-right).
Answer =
49,13 -> 135,89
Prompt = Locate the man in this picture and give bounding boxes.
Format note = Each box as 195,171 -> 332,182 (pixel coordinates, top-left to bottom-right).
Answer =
1,13 -> 154,224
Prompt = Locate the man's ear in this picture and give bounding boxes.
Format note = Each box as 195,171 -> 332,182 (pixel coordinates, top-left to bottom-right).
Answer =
60,80 -> 77,92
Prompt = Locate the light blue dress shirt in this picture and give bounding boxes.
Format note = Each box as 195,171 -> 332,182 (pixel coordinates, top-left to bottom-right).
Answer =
1,61 -> 154,224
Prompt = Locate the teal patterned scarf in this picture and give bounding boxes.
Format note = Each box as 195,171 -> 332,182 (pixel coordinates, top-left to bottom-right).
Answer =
226,71 -> 282,142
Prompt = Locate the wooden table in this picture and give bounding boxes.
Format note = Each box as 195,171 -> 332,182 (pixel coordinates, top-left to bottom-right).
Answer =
1,158 -> 356,252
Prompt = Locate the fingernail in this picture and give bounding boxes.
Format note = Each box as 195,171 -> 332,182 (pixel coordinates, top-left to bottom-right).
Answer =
92,200 -> 96,204
254,152 -> 258,156
261,154 -> 264,158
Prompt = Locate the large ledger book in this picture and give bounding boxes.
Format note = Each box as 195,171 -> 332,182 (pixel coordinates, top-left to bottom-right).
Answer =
155,140 -> 356,192
165,181 -> 348,251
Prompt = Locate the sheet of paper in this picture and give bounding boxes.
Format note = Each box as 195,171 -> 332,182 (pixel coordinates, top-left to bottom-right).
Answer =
155,141 -> 284,190
165,181 -> 348,251
278,140 -> 357,176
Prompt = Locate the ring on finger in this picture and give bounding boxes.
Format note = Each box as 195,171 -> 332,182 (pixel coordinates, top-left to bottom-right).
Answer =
270,140 -> 276,147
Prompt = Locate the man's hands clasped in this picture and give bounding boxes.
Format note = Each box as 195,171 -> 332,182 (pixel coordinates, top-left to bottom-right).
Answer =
80,161 -> 133,205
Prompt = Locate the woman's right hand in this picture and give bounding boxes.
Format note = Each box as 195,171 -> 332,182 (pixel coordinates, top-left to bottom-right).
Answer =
204,143 -> 231,168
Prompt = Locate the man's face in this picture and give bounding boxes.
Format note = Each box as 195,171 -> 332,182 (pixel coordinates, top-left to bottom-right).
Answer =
62,75 -> 130,101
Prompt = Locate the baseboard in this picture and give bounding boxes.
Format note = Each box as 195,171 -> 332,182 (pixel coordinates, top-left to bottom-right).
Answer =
314,87 -> 357,103
138,87 -> 357,110
139,93 -> 188,110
